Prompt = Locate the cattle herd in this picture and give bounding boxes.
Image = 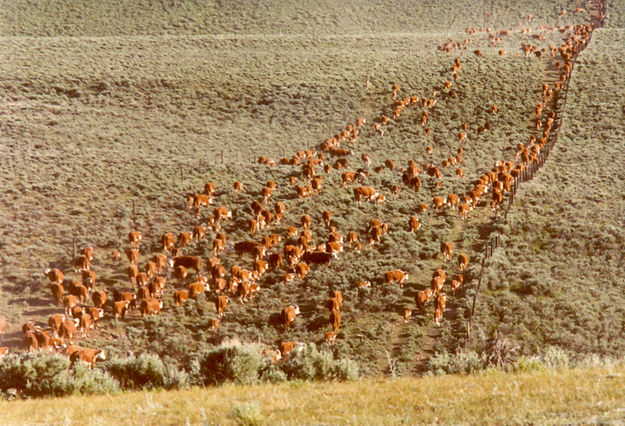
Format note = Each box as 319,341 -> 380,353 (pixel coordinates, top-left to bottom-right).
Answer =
0,1 -> 604,371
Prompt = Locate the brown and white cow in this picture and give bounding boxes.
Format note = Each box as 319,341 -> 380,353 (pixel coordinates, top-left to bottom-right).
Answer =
48,314 -> 65,338
282,305 -> 300,330
59,319 -> 79,344
353,186 -> 380,204
408,216 -> 421,232
139,298 -> 163,316
161,233 -> 176,252
113,300 -> 131,320
92,289 -> 108,309
126,248 -> 139,265
44,268 -> 64,285
215,295 -> 229,318
330,309 -> 341,333
172,255 -> 202,273
458,253 -> 469,271
415,288 -> 432,311
441,242 -> 453,262
384,269 -> 409,287
128,230 -> 142,247
70,347 -> 106,369
188,281 -> 209,299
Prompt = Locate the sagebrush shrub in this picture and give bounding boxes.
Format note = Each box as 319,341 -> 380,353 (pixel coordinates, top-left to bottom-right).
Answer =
198,343 -> 261,385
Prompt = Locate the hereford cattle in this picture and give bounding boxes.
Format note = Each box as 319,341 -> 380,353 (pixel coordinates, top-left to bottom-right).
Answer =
24,331 -> 39,353
48,314 -> 65,338
136,285 -> 151,301
172,289 -> 189,307
35,329 -> 62,351
178,232 -> 192,248
280,341 -> 304,358
213,207 -> 232,224
126,248 -> 139,265
113,300 -> 131,320
136,272 -> 149,288
49,282 -> 65,305
294,262 -> 310,279
322,210 -> 332,228
63,294 -> 79,317
92,289 -> 108,309
188,281 -> 208,299
211,318 -> 220,330
73,255 -> 91,273
112,249 -> 122,264
44,268 -> 64,285
71,305 -> 84,320
458,204 -> 471,220
458,253 -> 469,271
268,253 -> 283,270
325,331 -> 337,345
415,288 -> 432,311
435,293 -> 447,326
385,269 -> 409,287
441,242 -> 453,262
353,186 -> 380,204
431,276 -> 445,295
114,289 -> 137,307
140,298 -> 163,316
80,246 -> 95,262
403,309 -> 413,323
81,270 -> 96,290
128,230 -> 142,247
330,309 -> 341,333
282,305 -> 300,330
161,233 -> 176,252
0,347 -> 8,358
216,295 -> 229,318
78,313 -> 93,336
408,216 -> 421,232
87,307 -> 104,328
433,268 -> 446,281
446,194 -> 459,209
234,241 -> 265,260
432,196 -> 445,211
67,280 -> 88,302
302,251 -> 335,265
70,347 -> 106,369
172,256 -> 202,273
59,319 -> 78,344
127,264 -> 139,285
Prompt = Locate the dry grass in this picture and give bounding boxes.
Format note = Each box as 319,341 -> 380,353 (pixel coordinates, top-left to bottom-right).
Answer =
2,365 -> 625,424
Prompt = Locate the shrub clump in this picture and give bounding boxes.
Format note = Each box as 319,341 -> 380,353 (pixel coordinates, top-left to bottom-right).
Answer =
0,353 -> 118,398
281,344 -> 359,381
427,350 -> 487,375
106,353 -> 168,390
198,343 -> 261,385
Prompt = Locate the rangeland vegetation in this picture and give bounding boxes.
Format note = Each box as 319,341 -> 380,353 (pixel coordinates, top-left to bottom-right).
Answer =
1,0 -> 624,412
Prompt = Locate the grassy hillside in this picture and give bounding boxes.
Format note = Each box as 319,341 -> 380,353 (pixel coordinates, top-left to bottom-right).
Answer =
468,27 -> 625,360
0,0 -> 620,384
2,364 -> 625,424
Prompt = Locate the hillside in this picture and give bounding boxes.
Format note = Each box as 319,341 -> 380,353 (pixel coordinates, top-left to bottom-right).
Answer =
1,0 -> 624,383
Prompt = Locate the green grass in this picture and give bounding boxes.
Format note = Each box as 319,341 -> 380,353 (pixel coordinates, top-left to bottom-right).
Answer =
0,0 -> 623,385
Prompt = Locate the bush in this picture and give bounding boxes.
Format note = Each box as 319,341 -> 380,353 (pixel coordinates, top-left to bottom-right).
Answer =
69,363 -> 120,395
106,353 -> 167,390
427,350 -> 487,375
198,343 -> 261,386
0,353 -> 119,398
281,344 -> 359,381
